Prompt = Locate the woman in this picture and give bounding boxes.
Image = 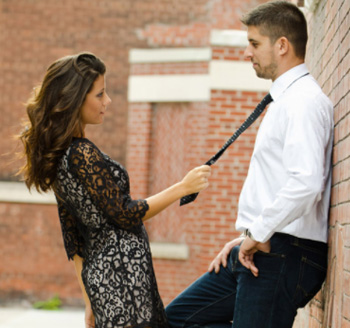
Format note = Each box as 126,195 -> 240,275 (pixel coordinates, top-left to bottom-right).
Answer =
18,52 -> 210,328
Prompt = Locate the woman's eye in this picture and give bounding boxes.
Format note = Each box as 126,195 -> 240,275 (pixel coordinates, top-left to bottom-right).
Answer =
97,92 -> 104,98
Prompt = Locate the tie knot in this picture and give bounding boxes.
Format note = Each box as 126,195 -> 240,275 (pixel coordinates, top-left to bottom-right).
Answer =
263,93 -> 273,105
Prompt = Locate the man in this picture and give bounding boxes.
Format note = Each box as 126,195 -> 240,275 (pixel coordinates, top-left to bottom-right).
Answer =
165,1 -> 333,327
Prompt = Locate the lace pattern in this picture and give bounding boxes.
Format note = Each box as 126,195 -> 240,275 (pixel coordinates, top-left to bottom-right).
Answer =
55,138 -> 169,328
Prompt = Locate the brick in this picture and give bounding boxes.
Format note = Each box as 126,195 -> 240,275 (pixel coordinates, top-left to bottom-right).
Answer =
344,247 -> 350,272
345,226 -> 350,248
344,294 -> 350,320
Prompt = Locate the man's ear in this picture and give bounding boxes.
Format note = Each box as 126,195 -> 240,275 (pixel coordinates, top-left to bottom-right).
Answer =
276,37 -> 289,56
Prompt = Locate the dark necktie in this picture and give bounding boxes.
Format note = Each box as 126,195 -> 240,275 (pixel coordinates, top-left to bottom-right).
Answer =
180,93 -> 273,206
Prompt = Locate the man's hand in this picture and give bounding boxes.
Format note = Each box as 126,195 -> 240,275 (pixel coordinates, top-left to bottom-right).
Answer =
238,237 -> 271,277
208,237 -> 245,273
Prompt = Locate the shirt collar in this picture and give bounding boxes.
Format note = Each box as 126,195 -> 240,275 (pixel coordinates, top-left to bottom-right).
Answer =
270,63 -> 309,102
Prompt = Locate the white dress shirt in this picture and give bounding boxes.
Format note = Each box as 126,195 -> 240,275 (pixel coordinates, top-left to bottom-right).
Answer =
235,64 -> 334,243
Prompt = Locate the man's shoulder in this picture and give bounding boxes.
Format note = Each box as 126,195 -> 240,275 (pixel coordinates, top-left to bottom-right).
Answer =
286,76 -> 333,110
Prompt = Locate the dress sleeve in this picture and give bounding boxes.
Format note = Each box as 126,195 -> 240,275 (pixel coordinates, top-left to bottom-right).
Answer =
68,141 -> 148,232
57,197 -> 84,261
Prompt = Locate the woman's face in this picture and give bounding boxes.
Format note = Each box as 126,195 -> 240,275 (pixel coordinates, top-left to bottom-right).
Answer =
80,74 -> 111,128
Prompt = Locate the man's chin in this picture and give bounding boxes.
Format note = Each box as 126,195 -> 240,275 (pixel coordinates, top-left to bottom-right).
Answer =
253,67 -> 263,78
256,71 -> 270,80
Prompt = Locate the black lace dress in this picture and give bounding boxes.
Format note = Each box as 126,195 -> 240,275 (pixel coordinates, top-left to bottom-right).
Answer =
55,138 -> 169,328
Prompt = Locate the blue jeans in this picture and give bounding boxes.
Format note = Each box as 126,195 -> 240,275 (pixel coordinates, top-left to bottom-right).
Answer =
165,233 -> 327,328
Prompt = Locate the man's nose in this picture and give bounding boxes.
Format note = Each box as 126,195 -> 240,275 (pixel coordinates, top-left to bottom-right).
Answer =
244,46 -> 253,60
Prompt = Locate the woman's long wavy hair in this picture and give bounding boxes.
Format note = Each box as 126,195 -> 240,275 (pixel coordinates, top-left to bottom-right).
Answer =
18,52 -> 106,193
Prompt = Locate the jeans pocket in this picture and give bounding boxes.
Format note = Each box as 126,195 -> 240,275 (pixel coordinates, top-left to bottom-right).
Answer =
293,256 -> 327,308
254,251 -> 286,274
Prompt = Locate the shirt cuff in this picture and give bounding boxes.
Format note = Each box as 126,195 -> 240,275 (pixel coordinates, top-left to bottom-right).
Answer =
249,215 -> 275,243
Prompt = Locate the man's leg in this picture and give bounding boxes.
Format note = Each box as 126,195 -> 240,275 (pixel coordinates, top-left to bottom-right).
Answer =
232,233 -> 327,328
231,238 -> 289,327
166,234 -> 327,328
165,249 -> 238,328
166,241 -> 291,328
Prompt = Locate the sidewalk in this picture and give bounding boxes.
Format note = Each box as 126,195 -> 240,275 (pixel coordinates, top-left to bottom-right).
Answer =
0,307 -> 84,328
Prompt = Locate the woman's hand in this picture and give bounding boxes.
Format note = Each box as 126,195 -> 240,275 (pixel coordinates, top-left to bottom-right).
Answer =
85,306 -> 95,328
143,165 -> 210,222
181,165 -> 211,196
208,237 -> 245,273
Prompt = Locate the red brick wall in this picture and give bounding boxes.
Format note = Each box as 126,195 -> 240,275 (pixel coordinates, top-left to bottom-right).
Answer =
0,202 -> 81,305
212,46 -> 247,61
133,102 -> 214,299
292,0 -> 350,327
1,0 -> 266,306
1,0 -> 239,179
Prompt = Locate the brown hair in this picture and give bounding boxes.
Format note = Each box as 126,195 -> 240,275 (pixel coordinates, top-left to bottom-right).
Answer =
241,1 -> 308,59
18,52 -> 106,192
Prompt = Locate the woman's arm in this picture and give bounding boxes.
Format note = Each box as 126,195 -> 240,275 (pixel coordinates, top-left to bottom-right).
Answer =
73,255 -> 95,328
143,165 -> 211,222
70,140 -> 211,228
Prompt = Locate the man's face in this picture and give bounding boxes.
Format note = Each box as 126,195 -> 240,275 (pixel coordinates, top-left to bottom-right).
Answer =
244,26 -> 278,81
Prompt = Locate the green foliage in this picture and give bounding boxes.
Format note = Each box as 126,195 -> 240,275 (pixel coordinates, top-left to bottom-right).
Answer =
33,294 -> 62,311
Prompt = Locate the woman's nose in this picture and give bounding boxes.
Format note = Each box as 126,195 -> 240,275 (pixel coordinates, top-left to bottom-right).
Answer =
104,94 -> 112,106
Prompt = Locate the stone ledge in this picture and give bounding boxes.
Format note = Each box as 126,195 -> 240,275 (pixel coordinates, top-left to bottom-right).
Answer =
128,61 -> 271,102
150,242 -> 189,260
129,47 -> 211,63
0,181 -> 56,204
0,183 -> 190,261
304,0 -> 320,12
128,74 -> 211,102
210,29 -> 248,47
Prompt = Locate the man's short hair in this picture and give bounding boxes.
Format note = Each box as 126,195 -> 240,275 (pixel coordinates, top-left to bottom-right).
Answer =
241,1 -> 308,59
